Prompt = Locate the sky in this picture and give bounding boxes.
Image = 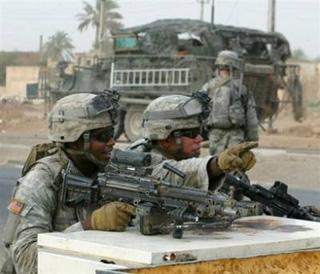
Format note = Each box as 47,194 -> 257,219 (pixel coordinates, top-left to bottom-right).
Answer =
0,0 -> 319,58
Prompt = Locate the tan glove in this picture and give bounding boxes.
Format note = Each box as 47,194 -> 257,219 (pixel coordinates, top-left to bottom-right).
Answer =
91,202 -> 136,231
217,141 -> 258,173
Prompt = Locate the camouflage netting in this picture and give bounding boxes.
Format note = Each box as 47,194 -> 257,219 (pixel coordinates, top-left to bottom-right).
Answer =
122,19 -> 291,61
129,251 -> 320,274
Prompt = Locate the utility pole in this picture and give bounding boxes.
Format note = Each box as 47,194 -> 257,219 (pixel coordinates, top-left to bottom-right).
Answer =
267,0 -> 276,32
197,0 -> 209,21
267,0 -> 276,129
211,0 -> 215,26
98,0 -> 106,58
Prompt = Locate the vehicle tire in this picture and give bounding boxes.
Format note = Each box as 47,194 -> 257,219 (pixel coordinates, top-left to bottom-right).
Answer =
114,110 -> 125,140
124,108 -> 144,142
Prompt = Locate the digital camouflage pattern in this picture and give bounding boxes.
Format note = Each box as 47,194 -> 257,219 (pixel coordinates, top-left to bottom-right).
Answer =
142,95 -> 203,140
215,50 -> 241,69
2,92 -> 120,274
202,75 -> 259,155
152,149 -> 216,191
48,93 -> 115,143
148,147 -> 220,191
3,149 -> 97,274
131,94 -> 222,191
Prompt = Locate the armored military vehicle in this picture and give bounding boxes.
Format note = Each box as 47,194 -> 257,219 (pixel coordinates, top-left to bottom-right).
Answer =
45,19 -> 303,141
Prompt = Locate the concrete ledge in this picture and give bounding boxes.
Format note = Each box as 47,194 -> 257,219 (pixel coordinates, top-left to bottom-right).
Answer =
38,216 -> 320,274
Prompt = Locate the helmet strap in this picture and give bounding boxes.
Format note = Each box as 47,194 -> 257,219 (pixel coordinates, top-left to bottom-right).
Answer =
173,131 -> 183,154
82,132 -> 108,168
59,142 -> 84,156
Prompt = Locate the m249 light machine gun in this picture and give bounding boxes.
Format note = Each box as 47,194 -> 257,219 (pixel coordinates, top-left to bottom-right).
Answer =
62,149 -> 247,239
224,174 -> 320,222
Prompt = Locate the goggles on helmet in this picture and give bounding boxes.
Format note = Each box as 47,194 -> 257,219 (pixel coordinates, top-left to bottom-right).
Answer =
89,90 -> 119,123
50,91 -> 119,123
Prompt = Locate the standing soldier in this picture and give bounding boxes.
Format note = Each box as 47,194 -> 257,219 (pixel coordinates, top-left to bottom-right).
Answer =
202,50 -> 259,155
129,92 -> 257,191
2,92 -> 135,274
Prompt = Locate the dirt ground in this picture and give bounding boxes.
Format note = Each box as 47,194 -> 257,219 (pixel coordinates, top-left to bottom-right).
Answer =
1,100 -> 320,149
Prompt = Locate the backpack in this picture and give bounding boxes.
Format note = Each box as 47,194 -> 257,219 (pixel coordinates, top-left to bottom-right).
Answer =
21,143 -> 58,176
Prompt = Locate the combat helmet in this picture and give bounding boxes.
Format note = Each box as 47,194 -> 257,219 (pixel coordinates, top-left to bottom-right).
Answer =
215,50 -> 240,70
142,92 -> 210,140
48,91 -> 119,143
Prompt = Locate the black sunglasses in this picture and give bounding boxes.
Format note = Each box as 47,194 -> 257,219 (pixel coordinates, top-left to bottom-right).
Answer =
176,128 -> 201,139
90,128 -> 115,142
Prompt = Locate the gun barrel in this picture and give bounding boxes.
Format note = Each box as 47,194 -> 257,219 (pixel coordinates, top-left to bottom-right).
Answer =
111,148 -> 151,167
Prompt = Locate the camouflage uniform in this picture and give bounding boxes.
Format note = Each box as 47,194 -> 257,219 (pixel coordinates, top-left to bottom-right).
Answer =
129,94 -> 222,191
2,92 -> 118,274
3,149 -> 96,274
129,141 -> 214,190
202,50 -> 259,155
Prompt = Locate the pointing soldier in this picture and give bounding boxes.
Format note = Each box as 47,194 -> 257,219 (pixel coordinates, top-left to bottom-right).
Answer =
129,92 -> 257,191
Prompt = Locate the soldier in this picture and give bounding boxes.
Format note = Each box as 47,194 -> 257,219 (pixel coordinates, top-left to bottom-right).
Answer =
201,50 -> 259,155
129,93 -> 257,191
1,92 -> 135,274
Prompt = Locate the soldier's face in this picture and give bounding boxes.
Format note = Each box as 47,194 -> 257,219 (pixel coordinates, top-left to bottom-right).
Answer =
180,134 -> 203,158
162,129 -> 203,160
89,127 -> 115,162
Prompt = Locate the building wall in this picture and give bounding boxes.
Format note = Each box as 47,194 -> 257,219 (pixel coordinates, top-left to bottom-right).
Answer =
0,86 -> 6,97
5,66 -> 39,97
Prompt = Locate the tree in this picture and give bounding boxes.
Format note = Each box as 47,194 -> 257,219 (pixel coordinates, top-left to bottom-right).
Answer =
77,0 -> 123,50
0,52 -> 19,85
291,48 -> 309,61
313,56 -> 320,63
43,31 -> 74,62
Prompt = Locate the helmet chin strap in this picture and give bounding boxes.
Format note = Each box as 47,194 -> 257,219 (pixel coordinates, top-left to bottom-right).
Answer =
173,131 -> 185,159
64,132 -> 108,168
82,132 -> 109,168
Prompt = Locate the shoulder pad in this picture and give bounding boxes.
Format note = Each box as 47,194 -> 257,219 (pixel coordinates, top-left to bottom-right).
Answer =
35,154 -> 68,190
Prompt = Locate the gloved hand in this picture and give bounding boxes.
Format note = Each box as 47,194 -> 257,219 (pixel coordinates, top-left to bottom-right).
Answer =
91,201 -> 136,231
217,141 -> 258,173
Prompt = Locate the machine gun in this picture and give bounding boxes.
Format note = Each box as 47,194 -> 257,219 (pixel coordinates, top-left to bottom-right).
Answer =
62,150 -> 251,239
224,174 -> 320,222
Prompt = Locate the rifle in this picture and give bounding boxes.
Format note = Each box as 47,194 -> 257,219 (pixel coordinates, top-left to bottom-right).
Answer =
224,174 -> 320,222
62,150 -> 260,238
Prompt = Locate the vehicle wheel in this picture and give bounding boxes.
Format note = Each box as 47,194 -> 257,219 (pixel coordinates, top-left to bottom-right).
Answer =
114,110 -> 125,140
124,108 -> 144,142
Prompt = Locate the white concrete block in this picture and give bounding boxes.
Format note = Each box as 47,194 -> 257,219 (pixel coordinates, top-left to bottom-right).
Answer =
38,251 -> 126,274
38,216 -> 320,268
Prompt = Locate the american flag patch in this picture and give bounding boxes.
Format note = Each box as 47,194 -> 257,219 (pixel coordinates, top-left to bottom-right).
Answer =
8,199 -> 25,215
